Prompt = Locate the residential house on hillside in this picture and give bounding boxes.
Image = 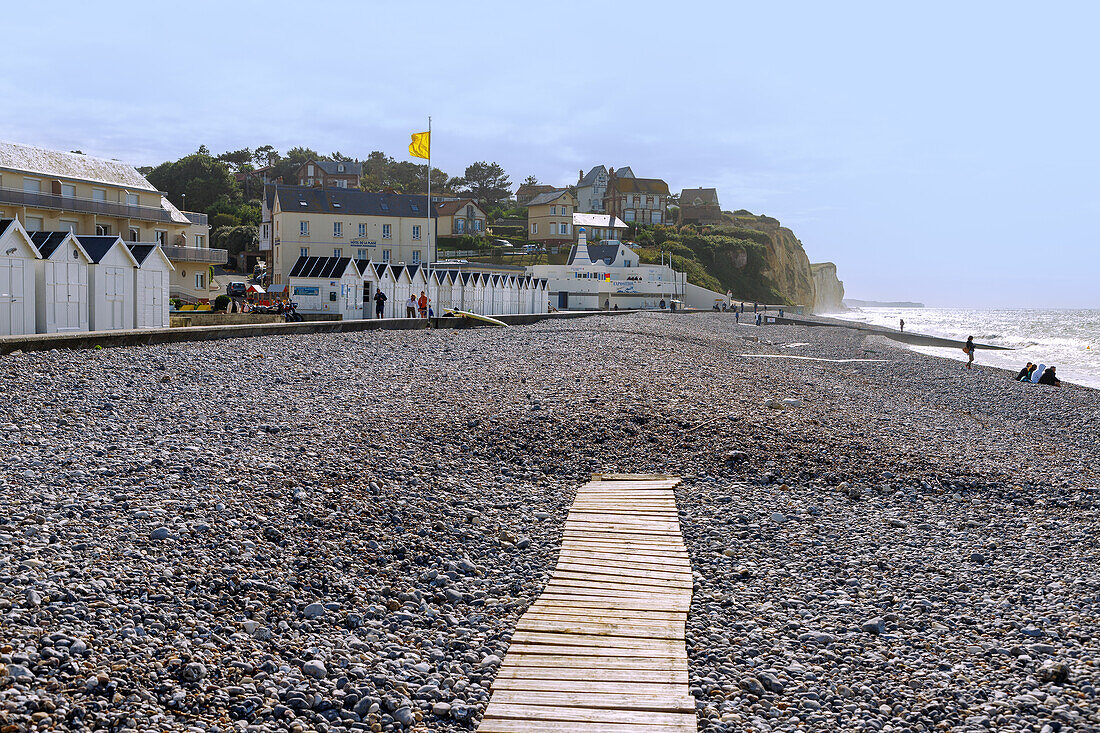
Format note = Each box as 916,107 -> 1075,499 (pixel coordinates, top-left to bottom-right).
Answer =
572,213 -> 628,243
679,187 -> 722,225
0,140 -> 220,302
434,199 -> 487,237
296,159 -> 362,189
575,166 -> 608,213
604,169 -> 669,225
268,185 -> 434,284
526,190 -> 577,246
515,183 -> 556,207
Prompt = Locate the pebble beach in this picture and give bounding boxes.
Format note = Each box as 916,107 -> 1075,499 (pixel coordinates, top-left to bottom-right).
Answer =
1,312 -> 1098,733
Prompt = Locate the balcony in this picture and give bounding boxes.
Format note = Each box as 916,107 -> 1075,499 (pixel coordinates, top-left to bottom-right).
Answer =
0,185 -> 178,223
161,245 -> 228,264
183,211 -> 208,226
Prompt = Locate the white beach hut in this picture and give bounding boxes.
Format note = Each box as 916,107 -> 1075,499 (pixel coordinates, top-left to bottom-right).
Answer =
434,270 -> 454,313
77,235 -> 138,331
29,231 -> 91,334
127,243 -> 174,329
371,263 -> 399,318
0,218 -> 40,336
288,256 -> 363,319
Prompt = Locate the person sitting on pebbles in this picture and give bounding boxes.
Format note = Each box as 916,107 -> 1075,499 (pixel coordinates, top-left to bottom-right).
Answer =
1015,363 -> 1035,381
1037,365 -> 1062,386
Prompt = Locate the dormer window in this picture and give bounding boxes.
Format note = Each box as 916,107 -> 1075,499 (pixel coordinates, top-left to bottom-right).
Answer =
338,163 -> 345,172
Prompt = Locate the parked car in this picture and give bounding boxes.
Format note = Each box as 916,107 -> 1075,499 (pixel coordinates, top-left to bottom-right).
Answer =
492,239 -> 513,248
226,281 -> 247,297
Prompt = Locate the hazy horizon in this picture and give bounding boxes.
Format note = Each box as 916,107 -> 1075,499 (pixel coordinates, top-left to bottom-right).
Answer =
3,0 -> 1097,308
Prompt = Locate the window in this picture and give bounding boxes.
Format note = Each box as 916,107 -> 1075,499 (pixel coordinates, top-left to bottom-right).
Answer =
92,189 -> 106,202
358,223 -> 366,237
455,219 -> 465,234
474,219 -> 483,231
195,234 -> 205,247
195,272 -> 205,288
126,193 -> 139,206
333,248 -> 342,258
624,210 -> 635,222
382,224 -> 391,239
531,222 -> 538,234
412,225 -> 421,240
60,219 -> 78,232
550,205 -> 556,215
338,163 -> 345,173
336,179 -> 347,188
61,184 -> 75,198
562,205 -> 569,215
129,227 -> 140,241
155,230 -> 166,245
262,223 -> 269,239
652,211 -> 662,224
357,248 -> 368,259
96,224 -> 112,235
307,164 -> 315,176
300,247 -> 309,258
300,220 -> 309,236
23,178 -> 40,193
24,216 -> 43,232
334,221 -> 342,237
412,250 -> 421,264
625,260 -> 631,267
560,223 -> 570,235
382,249 -> 391,262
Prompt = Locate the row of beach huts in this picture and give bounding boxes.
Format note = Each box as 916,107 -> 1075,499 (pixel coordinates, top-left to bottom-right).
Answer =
0,218 -> 171,337
287,256 -> 550,320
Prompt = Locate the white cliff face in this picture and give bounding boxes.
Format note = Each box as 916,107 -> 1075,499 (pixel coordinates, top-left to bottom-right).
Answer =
811,262 -> 845,313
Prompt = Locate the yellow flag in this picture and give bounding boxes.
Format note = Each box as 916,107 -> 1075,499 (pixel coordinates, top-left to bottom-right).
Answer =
409,131 -> 430,159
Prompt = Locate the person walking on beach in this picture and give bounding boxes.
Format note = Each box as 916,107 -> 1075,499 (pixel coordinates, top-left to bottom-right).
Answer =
900,318 -> 905,332
417,290 -> 428,318
1015,363 -> 1034,381
1037,366 -> 1061,386
374,289 -> 387,319
405,295 -> 417,318
964,336 -> 975,370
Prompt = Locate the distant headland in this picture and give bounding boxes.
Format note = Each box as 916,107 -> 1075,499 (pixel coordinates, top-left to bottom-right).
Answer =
844,299 -> 925,308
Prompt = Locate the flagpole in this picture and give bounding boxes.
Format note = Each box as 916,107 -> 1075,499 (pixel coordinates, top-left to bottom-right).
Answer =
427,116 -> 432,314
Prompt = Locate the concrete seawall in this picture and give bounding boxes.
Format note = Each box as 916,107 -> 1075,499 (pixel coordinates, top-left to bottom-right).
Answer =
768,313 -> 1013,351
0,310 -> 639,355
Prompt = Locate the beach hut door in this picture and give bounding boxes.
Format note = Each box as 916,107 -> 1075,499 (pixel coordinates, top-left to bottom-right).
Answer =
0,258 -> 26,336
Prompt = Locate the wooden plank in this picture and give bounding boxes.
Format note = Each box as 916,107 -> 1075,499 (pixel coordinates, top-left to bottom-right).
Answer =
478,718 -> 696,733
493,665 -> 688,684
490,677 -> 687,696
482,703 -> 696,727
505,643 -> 686,658
498,654 -> 688,671
477,475 -> 694,733
509,631 -> 686,650
487,690 -> 696,713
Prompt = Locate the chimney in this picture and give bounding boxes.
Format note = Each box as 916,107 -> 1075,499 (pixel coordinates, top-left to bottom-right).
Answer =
579,169 -> 583,182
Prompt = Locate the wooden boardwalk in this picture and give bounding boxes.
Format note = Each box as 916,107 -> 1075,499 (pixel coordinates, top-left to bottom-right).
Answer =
478,474 -> 696,733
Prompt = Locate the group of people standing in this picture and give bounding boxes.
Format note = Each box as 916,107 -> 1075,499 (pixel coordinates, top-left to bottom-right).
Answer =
370,290 -> 432,319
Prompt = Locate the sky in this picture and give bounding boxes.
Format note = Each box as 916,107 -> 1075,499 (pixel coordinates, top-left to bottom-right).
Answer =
3,0 -> 1098,307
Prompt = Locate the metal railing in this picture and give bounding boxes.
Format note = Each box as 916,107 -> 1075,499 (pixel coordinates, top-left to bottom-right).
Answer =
183,211 -> 208,225
161,246 -> 228,264
0,185 -> 178,223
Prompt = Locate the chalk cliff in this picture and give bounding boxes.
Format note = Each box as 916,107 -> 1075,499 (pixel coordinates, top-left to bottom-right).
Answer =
727,212 -> 816,306
810,262 -> 845,313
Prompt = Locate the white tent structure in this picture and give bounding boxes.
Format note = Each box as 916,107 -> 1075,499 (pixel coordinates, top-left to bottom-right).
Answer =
0,218 -> 40,336
288,256 -> 363,319
127,243 -> 174,329
29,231 -> 91,334
78,235 -> 138,331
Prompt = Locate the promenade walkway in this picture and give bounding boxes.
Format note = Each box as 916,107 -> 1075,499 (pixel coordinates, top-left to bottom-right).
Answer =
478,474 -> 696,733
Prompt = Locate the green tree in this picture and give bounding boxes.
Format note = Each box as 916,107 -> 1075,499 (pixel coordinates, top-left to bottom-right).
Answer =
457,161 -> 512,207
270,147 -> 324,184
211,225 -> 259,268
147,154 -> 238,212
253,145 -> 279,167
522,174 -> 539,186
216,148 -> 253,171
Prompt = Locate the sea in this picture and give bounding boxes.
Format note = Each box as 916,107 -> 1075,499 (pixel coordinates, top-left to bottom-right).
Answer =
830,307 -> 1100,390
